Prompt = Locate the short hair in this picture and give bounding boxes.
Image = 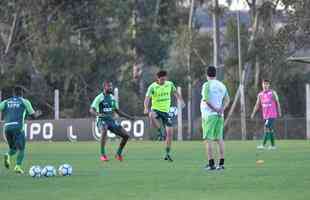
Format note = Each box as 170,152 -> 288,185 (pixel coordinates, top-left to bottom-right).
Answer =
262,79 -> 270,83
157,70 -> 167,78
13,86 -> 23,96
207,66 -> 216,77
103,80 -> 111,85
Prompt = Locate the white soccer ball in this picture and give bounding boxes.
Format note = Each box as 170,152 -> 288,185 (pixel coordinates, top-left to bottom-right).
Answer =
29,165 -> 42,178
168,106 -> 178,118
41,165 -> 56,177
58,164 -> 73,176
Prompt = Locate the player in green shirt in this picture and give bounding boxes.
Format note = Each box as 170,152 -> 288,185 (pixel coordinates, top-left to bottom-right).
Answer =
144,70 -> 185,162
90,81 -> 134,162
0,87 -> 41,174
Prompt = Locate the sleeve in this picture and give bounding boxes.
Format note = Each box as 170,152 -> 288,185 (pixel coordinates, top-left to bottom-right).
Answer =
145,84 -> 154,97
202,82 -> 209,101
23,99 -> 35,115
112,95 -> 119,110
0,100 -> 7,112
90,94 -> 101,112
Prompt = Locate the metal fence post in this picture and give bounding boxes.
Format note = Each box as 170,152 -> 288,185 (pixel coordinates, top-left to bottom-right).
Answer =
306,84 -> 310,139
177,87 -> 183,141
54,89 -> 59,120
0,90 -> 2,121
114,88 -> 119,104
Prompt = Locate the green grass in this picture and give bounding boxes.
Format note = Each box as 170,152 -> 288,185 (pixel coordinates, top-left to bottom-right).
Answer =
0,140 -> 309,200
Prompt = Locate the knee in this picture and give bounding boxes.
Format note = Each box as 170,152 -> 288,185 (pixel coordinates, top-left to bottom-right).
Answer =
149,112 -> 157,120
123,133 -> 130,141
101,130 -> 107,138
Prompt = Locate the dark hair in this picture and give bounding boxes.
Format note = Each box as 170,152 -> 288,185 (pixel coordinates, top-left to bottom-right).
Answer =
157,70 -> 167,78
207,66 -> 216,77
13,86 -> 23,96
262,79 -> 270,83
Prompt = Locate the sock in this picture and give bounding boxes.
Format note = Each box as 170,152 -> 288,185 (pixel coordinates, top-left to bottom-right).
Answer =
16,150 -> 24,166
101,146 -> 106,156
209,159 -> 215,167
9,149 -> 17,156
270,131 -> 275,146
117,147 -> 123,156
263,132 -> 269,146
219,158 -> 224,166
165,147 -> 171,156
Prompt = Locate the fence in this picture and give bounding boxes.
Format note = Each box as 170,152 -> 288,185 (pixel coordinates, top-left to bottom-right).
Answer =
0,117 -> 307,142
0,85 -> 309,141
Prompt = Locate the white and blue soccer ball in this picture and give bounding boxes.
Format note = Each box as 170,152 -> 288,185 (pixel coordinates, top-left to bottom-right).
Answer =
29,165 -> 42,178
41,165 -> 56,177
168,106 -> 178,118
58,164 -> 73,176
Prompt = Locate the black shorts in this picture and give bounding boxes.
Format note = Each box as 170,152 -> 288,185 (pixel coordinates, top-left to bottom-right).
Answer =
153,109 -> 173,127
97,118 -> 123,134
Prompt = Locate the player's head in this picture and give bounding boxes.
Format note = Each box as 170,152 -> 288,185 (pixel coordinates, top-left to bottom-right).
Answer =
156,70 -> 167,85
207,65 -> 216,80
262,79 -> 270,91
102,81 -> 113,94
12,86 -> 23,97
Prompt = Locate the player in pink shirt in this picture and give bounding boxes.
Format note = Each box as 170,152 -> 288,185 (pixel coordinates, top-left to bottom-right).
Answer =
251,79 -> 282,149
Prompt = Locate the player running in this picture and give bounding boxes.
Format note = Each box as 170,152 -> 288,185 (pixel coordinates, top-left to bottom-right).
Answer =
90,81 -> 134,162
251,79 -> 282,150
144,70 -> 185,162
201,66 -> 230,171
1,87 -> 41,174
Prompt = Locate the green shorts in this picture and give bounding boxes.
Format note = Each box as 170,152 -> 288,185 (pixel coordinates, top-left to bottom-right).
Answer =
4,125 -> 26,151
153,109 -> 173,127
202,115 -> 224,140
264,118 -> 275,129
97,118 -> 122,133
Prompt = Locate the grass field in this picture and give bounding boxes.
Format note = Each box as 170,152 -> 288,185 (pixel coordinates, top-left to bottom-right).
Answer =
0,140 -> 309,200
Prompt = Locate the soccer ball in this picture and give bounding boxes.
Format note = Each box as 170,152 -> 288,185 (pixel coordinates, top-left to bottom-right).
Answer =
168,106 -> 178,118
58,164 -> 73,176
41,165 -> 56,177
29,165 -> 42,178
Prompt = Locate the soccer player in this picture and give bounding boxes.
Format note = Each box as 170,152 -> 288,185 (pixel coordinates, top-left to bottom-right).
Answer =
201,66 -> 230,170
90,81 -> 134,162
144,70 -> 185,162
1,87 -> 41,174
251,79 -> 282,150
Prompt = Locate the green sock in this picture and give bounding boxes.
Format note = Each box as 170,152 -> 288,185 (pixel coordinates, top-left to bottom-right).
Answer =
16,150 -> 24,165
165,147 -> 171,155
101,146 -> 106,156
9,149 -> 17,156
117,147 -> 123,156
263,132 -> 269,146
270,131 -> 275,146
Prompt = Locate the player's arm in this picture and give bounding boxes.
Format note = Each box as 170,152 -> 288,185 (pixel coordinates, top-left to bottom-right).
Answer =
222,93 -> 230,111
89,94 -> 101,117
23,99 -> 42,119
144,85 -> 153,114
0,100 -> 7,112
173,88 -> 185,108
251,95 -> 260,119
273,90 -> 282,117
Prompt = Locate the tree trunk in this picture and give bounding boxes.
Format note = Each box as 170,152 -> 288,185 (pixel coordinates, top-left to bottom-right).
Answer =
213,0 -> 222,80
